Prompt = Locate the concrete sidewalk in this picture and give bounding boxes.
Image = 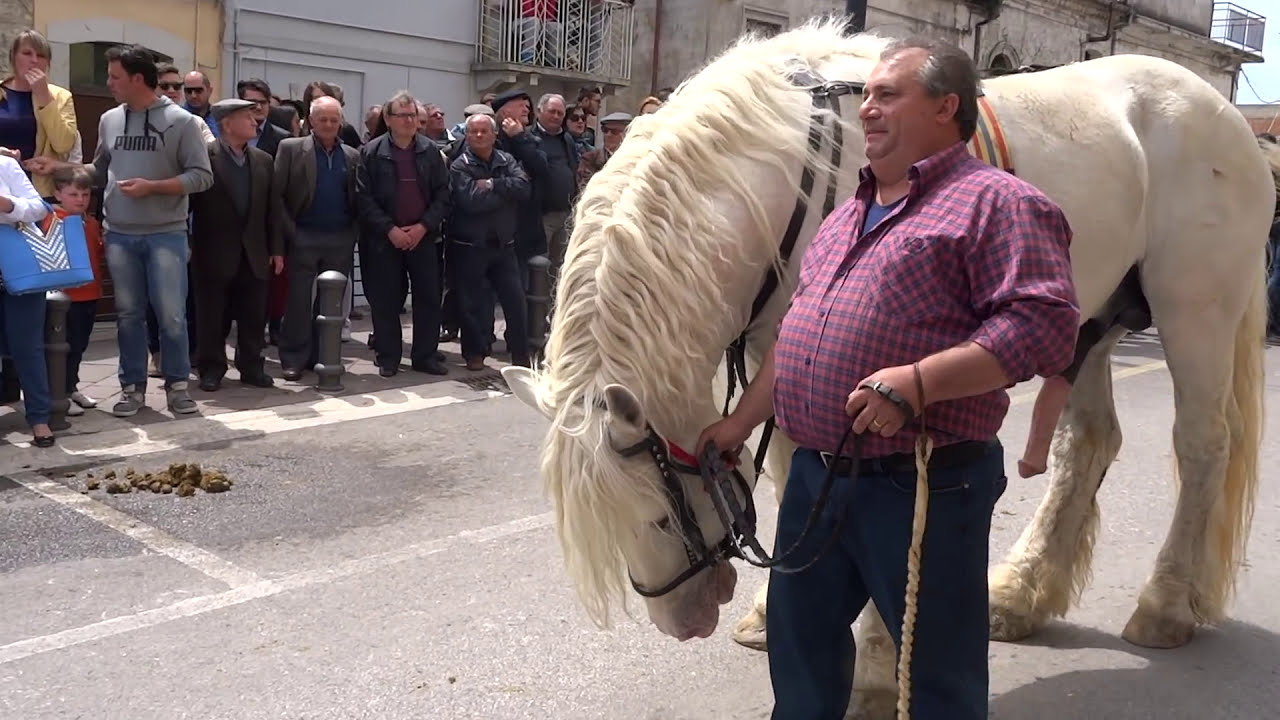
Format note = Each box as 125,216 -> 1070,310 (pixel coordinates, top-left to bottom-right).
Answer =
0,315 -> 514,455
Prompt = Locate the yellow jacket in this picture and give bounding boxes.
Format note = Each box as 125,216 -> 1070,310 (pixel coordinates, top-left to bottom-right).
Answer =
0,80 -> 77,197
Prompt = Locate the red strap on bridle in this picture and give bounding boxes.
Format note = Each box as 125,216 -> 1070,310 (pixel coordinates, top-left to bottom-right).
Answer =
666,441 -> 701,467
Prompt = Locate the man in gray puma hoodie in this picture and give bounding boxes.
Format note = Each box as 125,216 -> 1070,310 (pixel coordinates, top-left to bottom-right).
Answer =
89,45 -> 214,417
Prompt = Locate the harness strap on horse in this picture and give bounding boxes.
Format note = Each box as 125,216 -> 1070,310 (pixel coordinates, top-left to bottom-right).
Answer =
721,69 -> 854,473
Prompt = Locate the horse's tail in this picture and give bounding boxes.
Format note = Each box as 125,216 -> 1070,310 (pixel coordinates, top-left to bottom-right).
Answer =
1201,228 -> 1267,622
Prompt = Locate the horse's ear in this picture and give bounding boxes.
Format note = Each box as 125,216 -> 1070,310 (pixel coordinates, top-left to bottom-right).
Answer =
602,383 -> 648,447
501,366 -> 552,420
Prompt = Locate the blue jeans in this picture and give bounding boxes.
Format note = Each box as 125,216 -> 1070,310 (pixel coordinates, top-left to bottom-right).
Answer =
767,444 -> 1007,720
0,291 -> 50,427
104,231 -> 191,387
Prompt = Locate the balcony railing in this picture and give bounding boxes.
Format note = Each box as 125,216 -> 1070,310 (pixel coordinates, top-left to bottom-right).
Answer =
476,0 -> 634,81
1211,2 -> 1266,54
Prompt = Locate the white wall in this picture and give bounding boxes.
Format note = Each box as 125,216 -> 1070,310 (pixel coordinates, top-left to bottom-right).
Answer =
223,1 -> 476,127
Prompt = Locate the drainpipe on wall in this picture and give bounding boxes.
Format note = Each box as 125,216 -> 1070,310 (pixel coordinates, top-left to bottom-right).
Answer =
1083,0 -> 1134,59
969,0 -> 1001,62
845,0 -> 867,34
650,0 -> 663,94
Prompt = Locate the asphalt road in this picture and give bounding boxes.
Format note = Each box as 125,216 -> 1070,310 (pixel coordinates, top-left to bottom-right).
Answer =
2,331 -> 1279,720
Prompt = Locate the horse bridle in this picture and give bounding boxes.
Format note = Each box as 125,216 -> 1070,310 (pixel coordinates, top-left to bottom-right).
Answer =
623,68 -> 865,599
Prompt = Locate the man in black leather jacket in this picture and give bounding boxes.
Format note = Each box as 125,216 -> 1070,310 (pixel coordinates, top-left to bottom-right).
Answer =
448,114 -> 532,370
355,91 -> 450,376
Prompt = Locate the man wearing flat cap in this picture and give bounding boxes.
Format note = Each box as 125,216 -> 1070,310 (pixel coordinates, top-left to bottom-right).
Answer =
188,97 -> 285,391
577,111 -> 630,193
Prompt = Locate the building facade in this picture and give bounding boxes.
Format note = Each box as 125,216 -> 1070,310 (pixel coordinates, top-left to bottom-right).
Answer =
613,0 -> 1264,114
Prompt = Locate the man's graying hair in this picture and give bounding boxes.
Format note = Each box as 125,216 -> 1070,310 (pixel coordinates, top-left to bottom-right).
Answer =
880,35 -> 981,142
537,93 -> 565,111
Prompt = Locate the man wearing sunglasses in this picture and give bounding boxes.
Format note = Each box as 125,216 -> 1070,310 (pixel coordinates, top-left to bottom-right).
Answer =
156,64 -> 214,143
182,70 -> 219,139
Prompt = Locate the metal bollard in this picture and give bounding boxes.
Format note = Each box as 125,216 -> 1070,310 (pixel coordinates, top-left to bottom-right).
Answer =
43,290 -> 71,430
525,255 -> 552,364
314,270 -> 347,393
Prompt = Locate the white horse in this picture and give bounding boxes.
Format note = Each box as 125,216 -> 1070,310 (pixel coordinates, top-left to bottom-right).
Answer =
503,17 -> 1271,718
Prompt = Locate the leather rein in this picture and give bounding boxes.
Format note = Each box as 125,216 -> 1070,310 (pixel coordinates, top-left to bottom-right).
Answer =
625,69 -> 865,598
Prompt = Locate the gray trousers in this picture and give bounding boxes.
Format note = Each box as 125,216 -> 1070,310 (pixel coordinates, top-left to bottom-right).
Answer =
278,226 -> 357,371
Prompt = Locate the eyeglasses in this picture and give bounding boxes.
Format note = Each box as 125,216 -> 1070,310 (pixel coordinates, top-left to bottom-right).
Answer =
569,114 -> 585,121
158,82 -> 183,91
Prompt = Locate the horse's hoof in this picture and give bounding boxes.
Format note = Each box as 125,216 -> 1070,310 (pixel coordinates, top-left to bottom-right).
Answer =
845,690 -> 896,720
989,603 -> 1040,642
731,610 -> 768,651
1121,606 -> 1195,649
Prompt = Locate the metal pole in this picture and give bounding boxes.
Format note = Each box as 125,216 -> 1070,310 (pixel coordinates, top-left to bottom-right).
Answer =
525,255 -> 551,365
43,290 -> 71,430
314,270 -> 347,393
845,0 -> 867,34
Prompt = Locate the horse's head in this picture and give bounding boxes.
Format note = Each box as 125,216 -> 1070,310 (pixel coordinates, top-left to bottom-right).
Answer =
504,366 -> 750,641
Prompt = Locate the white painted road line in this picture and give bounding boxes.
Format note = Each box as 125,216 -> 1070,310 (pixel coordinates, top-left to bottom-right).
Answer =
0,382 -> 508,473
9,472 -> 264,589
0,511 -> 554,666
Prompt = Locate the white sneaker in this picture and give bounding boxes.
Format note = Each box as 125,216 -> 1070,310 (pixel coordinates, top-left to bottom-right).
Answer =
66,402 -> 84,416
71,391 -> 96,408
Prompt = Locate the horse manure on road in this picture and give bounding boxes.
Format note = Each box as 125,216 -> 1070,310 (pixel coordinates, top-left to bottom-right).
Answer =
71,462 -> 235,498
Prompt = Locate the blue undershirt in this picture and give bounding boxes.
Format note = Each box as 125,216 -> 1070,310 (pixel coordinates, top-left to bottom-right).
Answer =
297,141 -> 352,231
862,197 -> 905,236
0,87 -> 37,167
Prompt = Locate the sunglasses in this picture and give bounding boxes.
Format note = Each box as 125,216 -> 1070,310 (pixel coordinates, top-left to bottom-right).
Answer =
569,114 -> 585,121
158,82 -> 183,91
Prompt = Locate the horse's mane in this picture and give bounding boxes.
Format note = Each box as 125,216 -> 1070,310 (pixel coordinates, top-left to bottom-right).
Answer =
530,16 -> 888,628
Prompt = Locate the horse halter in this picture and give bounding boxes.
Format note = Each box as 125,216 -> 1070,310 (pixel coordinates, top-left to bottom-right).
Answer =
623,67 -> 864,599
616,417 -> 864,599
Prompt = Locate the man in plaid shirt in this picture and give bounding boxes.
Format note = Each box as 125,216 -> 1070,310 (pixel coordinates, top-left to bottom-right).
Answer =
697,37 -> 1080,719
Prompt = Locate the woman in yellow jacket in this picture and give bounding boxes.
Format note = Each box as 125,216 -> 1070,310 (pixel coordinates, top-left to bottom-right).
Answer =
0,30 -> 77,200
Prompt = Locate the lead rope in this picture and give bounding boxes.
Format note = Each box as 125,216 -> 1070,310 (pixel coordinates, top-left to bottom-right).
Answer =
895,361 -> 932,720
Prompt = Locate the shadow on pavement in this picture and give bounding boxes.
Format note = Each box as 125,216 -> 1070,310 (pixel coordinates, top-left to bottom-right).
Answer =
990,620 -> 1280,718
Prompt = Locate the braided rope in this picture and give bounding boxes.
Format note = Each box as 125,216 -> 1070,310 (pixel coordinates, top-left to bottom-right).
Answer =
895,362 -> 932,720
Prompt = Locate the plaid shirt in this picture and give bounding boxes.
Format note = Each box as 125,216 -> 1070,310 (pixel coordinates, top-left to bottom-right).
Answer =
772,141 -> 1080,457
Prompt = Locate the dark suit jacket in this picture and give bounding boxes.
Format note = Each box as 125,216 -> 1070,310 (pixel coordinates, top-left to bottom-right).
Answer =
189,140 -> 285,282
255,120 -> 291,158
273,135 -> 361,247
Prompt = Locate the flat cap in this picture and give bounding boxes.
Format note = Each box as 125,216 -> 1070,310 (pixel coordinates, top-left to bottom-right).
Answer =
600,111 -> 633,124
210,98 -> 256,121
464,103 -> 495,117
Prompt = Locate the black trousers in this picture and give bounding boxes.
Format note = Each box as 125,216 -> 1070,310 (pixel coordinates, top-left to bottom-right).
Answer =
362,236 -> 440,369
439,241 -> 463,333
194,250 -> 269,378
279,227 -> 356,371
452,242 -> 528,361
65,300 -> 98,394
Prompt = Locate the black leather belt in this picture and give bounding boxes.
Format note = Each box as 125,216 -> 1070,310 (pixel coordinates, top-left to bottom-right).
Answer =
819,439 -> 994,476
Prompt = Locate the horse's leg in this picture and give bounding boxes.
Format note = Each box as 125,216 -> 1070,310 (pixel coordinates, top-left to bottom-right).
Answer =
988,327 -> 1127,641
846,603 -> 897,719
1120,283 -> 1264,648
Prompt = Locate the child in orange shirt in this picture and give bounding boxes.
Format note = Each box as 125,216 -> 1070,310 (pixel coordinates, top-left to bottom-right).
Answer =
43,166 -> 104,416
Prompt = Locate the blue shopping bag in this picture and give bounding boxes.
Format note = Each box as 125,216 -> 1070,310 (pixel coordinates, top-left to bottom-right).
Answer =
0,203 -> 94,295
